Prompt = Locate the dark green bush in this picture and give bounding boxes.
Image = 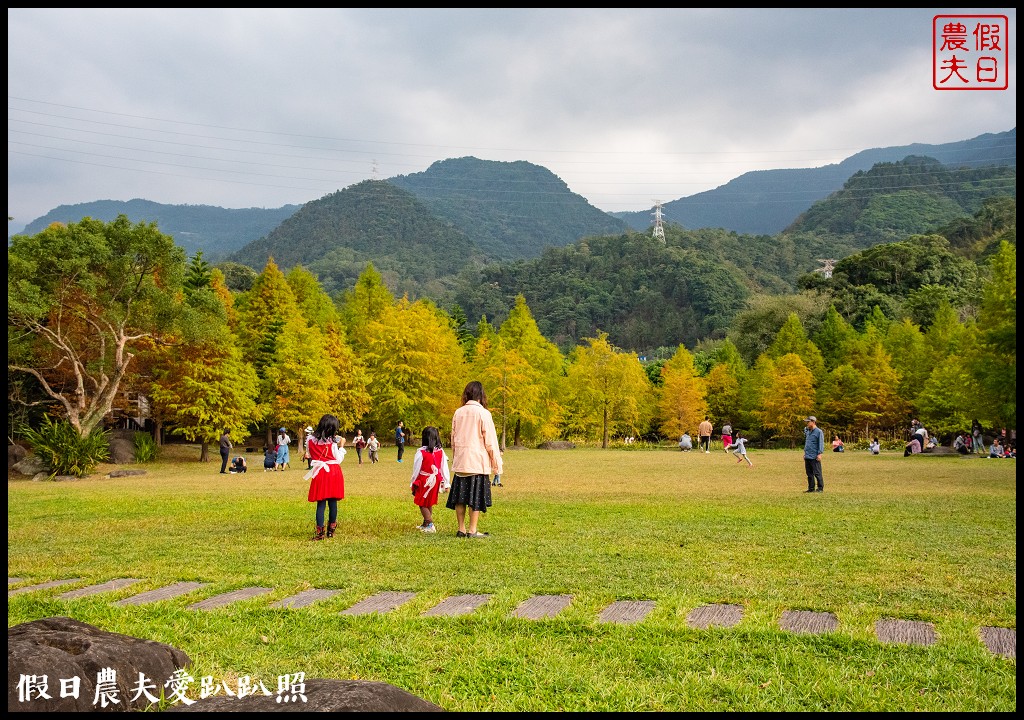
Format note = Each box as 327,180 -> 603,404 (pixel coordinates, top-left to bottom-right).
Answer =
132,431 -> 159,463
20,417 -> 111,478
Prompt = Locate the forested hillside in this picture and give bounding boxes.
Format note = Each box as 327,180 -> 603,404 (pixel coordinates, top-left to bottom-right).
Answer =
227,180 -> 486,298
17,199 -> 300,261
786,156 -> 1016,244
388,157 -> 629,260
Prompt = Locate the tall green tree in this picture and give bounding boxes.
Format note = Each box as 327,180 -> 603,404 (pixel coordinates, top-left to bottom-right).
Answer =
8,216 -> 186,437
813,306 -> 857,371
149,336 -> 261,462
969,241 -> 1016,427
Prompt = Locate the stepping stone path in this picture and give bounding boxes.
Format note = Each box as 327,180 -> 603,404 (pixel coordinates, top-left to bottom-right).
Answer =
58,578 -> 142,600
511,594 -> 572,619
9,578 -> 83,597
687,603 -> 744,629
340,591 -> 416,616
115,581 -> 210,606
598,600 -> 656,624
188,587 -> 274,610
980,626 -> 1015,659
9,574 -> 1014,660
422,594 -> 492,617
874,618 -> 936,646
779,610 -> 839,635
271,588 -> 340,609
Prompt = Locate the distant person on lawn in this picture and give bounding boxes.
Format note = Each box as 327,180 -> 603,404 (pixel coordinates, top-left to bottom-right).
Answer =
698,417 -> 713,454
219,429 -> 232,474
803,416 -> 825,492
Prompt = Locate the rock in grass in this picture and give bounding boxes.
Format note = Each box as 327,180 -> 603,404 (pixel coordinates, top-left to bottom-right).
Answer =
165,678 -> 445,712
7,616 -> 191,712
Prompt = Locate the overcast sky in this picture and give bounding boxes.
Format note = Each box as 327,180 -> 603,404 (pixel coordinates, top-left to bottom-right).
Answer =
7,8 -> 1017,232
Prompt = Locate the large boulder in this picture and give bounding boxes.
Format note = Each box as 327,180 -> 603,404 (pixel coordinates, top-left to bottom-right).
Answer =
8,616 -> 191,712
8,444 -> 28,470
165,678 -> 445,712
107,437 -> 135,464
12,454 -> 46,476
538,441 -> 575,450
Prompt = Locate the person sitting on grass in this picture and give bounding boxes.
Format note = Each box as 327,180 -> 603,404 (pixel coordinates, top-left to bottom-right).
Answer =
988,437 -> 1004,458
832,436 -> 845,453
229,456 -> 247,473
869,437 -> 880,455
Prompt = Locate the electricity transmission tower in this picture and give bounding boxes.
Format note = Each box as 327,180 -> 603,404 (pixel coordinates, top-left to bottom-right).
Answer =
651,200 -> 666,242
815,258 -> 836,279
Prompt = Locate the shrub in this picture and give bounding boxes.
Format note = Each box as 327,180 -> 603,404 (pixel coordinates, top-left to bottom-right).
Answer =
19,417 -> 111,478
132,431 -> 159,463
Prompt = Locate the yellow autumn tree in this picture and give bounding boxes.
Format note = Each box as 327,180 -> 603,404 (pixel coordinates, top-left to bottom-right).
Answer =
757,353 -> 816,447
471,333 -> 543,450
561,333 -> 652,447
658,344 -> 707,439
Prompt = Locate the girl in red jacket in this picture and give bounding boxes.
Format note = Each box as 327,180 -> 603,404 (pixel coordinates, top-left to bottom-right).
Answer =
410,426 -> 451,534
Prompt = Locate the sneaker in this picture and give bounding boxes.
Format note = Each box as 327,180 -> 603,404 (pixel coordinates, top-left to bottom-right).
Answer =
705,451 -> 710,454
815,488 -> 823,492
422,524 -> 436,534
466,531 -> 489,538
456,530 -> 468,538
804,489 -> 816,493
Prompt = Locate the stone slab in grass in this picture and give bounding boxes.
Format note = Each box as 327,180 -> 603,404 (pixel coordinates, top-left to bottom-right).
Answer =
511,594 -> 572,620
875,618 -> 937,646
188,587 -> 274,610
598,600 -> 656,624
687,603 -> 744,629
272,588 -> 341,609
59,578 -> 142,600
9,578 -> 84,597
115,581 -> 211,606
422,594 -> 492,617
340,591 -> 417,616
779,609 -> 839,635
980,626 -> 1015,659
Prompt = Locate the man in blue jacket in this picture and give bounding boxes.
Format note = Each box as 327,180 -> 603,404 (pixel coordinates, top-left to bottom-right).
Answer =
803,416 -> 825,493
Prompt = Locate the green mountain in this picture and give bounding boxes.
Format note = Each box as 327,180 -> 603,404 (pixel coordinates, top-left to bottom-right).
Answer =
387,157 -> 630,260
784,156 -> 1016,245
16,199 -> 300,261
613,128 -> 1015,235
227,180 -> 486,298
449,158 -> 1016,354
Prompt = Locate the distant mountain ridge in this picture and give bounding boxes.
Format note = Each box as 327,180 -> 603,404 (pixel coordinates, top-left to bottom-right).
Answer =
387,157 -> 629,260
16,199 -> 300,261
613,128 -> 1016,235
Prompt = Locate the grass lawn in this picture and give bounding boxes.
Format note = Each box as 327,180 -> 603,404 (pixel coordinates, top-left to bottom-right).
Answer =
7,444 -> 1016,711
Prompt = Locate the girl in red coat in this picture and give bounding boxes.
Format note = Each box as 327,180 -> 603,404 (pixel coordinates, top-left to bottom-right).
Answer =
304,414 -> 347,541
410,426 -> 451,534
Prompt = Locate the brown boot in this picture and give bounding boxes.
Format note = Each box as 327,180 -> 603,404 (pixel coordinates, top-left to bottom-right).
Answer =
311,525 -> 326,541
326,521 -> 337,539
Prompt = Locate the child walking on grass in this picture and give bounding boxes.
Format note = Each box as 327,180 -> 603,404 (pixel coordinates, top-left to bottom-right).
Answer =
726,431 -> 753,467
410,426 -> 451,534
304,414 -> 347,541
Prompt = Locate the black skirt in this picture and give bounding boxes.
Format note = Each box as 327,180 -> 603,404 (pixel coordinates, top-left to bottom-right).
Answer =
445,474 -> 493,512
